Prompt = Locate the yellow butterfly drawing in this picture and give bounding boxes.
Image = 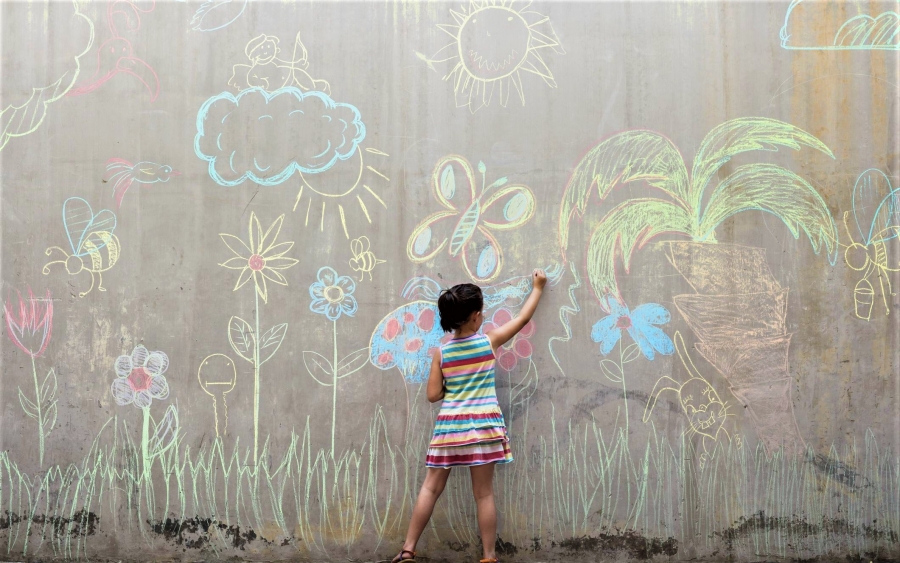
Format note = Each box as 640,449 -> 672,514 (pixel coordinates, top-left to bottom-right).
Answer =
406,155 -> 535,283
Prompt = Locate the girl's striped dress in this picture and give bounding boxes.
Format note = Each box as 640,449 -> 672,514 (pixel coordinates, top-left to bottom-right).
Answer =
426,333 -> 513,468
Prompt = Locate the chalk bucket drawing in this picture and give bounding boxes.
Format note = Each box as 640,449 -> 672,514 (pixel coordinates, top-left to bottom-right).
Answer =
841,169 -> 900,320
417,0 -> 565,112
43,197 -> 120,297
407,155 -> 536,283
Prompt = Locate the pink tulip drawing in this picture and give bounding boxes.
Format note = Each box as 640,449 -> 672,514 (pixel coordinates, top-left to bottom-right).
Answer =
3,287 -> 57,466
4,288 -> 53,358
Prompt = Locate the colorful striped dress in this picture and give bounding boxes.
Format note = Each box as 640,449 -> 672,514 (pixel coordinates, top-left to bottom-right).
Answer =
426,333 -> 513,468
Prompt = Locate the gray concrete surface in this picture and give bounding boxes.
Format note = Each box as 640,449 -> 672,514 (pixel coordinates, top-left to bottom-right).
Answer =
1,0 -> 898,561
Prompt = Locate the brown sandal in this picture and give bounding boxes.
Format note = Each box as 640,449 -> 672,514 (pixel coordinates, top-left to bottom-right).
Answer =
391,549 -> 416,563
480,559 -> 498,563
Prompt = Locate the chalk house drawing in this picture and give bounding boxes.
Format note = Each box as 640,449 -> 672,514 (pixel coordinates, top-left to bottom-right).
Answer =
4,288 -> 58,467
407,155 -> 536,283
67,0 -> 160,101
0,0 -> 94,152
558,117 -> 838,454
103,158 -> 180,209
780,0 -> 899,50
841,169 -> 900,320
43,197 -> 120,298
229,32 -> 331,94
417,0 -> 565,112
218,212 -> 297,464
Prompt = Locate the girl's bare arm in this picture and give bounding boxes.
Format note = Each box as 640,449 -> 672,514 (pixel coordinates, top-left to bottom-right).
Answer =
426,352 -> 444,403
487,269 -> 547,350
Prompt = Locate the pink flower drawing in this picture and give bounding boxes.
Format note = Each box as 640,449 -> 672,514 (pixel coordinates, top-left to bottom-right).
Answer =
4,288 -> 53,359
482,308 -> 535,371
111,345 -> 170,409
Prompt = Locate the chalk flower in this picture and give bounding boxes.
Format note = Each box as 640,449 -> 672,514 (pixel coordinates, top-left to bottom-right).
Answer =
111,345 -> 170,408
591,299 -> 674,361
482,308 -> 535,371
4,288 -> 53,359
309,266 -> 358,321
219,212 -> 298,303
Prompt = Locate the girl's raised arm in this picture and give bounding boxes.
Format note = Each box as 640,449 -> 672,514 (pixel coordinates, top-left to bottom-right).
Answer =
487,269 -> 547,351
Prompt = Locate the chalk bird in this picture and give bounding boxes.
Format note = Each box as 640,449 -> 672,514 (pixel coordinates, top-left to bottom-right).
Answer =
104,158 -> 179,208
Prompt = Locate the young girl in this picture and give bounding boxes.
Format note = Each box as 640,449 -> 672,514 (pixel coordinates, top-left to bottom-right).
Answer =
391,269 -> 547,563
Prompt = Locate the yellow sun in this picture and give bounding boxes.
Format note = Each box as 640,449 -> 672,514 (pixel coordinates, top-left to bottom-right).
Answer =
292,146 -> 389,238
419,0 -> 565,112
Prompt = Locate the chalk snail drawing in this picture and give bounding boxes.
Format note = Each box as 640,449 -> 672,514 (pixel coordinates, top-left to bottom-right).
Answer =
43,197 -> 120,297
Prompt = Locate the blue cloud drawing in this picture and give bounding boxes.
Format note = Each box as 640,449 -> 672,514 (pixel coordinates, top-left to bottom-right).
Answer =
194,87 -> 366,187
781,0 -> 899,50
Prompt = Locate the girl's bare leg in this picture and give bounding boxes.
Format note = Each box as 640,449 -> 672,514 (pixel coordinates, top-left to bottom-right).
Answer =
470,463 -> 497,560
401,467 -> 451,553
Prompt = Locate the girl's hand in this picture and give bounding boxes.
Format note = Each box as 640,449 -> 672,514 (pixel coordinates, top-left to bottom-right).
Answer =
533,268 -> 547,290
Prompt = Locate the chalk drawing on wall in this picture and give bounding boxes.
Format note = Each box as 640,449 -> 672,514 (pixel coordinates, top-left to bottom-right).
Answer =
291,146 -> 390,239
43,197 -> 120,297
195,87 -> 365,186
306,267 -> 368,453
644,331 -> 741,469
557,117 -> 836,453
780,0 -> 899,50
103,158 -> 180,208
369,301 -> 445,385
407,155 -> 536,283
4,288 -> 57,467
219,211 -> 297,463
667,242 -> 804,455
190,0 -> 249,32
483,308 -> 535,372
229,32 -> 331,94
0,0 -> 94,152
67,0 -> 160,101
416,0 -> 565,112
349,236 -> 386,281
842,169 -> 900,321
198,353 -> 237,437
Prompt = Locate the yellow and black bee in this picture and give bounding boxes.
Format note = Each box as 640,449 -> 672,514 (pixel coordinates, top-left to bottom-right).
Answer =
44,230 -> 121,297
349,236 -> 385,281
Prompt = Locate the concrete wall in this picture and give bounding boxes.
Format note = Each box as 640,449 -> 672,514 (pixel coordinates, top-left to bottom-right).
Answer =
1,0 -> 898,560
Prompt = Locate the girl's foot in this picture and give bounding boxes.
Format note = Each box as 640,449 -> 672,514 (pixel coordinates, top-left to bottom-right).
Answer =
391,549 -> 416,563
480,559 -> 498,563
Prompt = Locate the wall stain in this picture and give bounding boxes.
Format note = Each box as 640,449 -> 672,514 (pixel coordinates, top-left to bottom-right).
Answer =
715,511 -> 899,553
146,517 -> 297,551
552,530 -> 678,559
0,509 -> 99,537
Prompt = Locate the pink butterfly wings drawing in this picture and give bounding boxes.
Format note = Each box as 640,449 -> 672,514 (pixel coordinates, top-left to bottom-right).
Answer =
407,155 -> 535,283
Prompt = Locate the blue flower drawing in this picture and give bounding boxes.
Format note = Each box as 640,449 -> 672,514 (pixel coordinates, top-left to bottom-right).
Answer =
591,299 -> 674,360
309,267 -> 358,321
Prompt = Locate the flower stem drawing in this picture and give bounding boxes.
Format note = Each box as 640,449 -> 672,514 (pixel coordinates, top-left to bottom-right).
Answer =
4,287 -> 56,466
306,267 -> 367,453
219,212 -> 297,464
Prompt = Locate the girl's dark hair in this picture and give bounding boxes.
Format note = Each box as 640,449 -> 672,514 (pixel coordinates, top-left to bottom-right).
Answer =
437,284 -> 483,332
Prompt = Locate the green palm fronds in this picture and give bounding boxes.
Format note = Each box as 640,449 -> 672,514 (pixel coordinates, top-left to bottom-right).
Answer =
559,117 -> 838,302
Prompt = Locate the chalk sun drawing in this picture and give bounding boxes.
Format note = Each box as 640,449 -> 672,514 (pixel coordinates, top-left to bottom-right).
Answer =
43,197 -> 120,297
407,155 -> 535,283
195,87 -> 365,187
417,0 -> 565,112
841,169 -> 900,321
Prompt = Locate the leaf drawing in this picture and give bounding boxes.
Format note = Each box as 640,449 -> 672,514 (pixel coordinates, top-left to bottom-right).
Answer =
228,316 -> 255,362
149,404 -> 179,458
337,347 -> 369,378
259,323 -> 288,365
18,387 -> 38,418
303,351 -> 333,386
40,368 -> 58,407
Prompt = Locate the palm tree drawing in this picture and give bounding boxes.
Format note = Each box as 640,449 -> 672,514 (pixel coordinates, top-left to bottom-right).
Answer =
558,117 -> 838,454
